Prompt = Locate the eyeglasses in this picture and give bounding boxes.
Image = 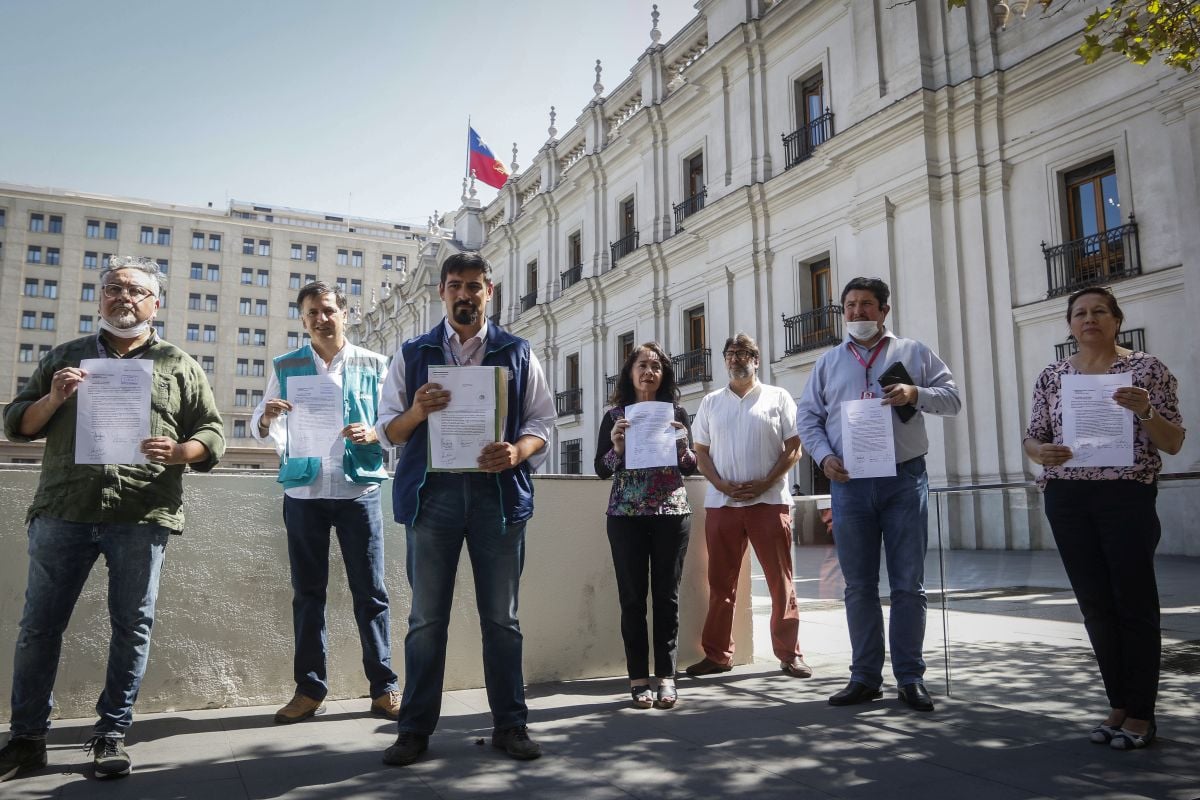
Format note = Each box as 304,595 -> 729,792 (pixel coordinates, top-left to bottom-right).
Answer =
102,283 -> 156,301
723,349 -> 756,360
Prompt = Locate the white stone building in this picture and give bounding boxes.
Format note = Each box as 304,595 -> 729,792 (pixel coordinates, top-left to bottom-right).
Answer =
356,0 -> 1199,552
0,184 -> 425,466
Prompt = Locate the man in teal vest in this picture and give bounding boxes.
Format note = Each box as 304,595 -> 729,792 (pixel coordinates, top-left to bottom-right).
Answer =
376,252 -> 556,767
252,282 -> 400,724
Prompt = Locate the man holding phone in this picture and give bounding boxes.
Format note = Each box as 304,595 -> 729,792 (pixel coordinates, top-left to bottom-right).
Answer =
796,277 -> 960,712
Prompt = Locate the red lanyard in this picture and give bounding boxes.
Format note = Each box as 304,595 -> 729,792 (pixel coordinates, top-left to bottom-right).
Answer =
848,339 -> 886,394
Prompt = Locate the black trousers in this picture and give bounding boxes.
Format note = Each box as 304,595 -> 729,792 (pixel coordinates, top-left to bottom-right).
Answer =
606,514 -> 691,680
1044,479 -> 1161,719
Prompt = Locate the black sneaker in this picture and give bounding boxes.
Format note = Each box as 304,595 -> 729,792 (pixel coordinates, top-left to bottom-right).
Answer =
85,736 -> 131,779
381,731 -> 428,766
0,737 -> 47,781
491,725 -> 542,761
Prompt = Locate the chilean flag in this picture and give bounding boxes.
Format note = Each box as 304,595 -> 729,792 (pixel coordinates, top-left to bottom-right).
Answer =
468,127 -> 511,189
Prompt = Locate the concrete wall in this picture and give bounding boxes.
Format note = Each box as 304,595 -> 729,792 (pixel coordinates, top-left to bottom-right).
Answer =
0,470 -> 751,722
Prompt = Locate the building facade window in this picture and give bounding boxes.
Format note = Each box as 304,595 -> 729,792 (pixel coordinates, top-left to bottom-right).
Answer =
236,358 -> 249,376
382,255 -> 393,270
243,237 -> 254,255
258,240 -> 270,257
79,316 -> 94,333
87,220 -> 100,238
253,329 -> 266,346
187,323 -> 200,340
288,302 -> 300,319
104,222 -> 118,240
241,268 -> 253,284
255,299 -> 268,316
208,234 -> 221,251
201,356 -> 215,374
42,280 -> 57,299
27,246 -> 42,263
305,245 -> 317,262
21,312 -> 36,329
350,279 -> 362,295
49,215 -> 64,233
239,298 -> 251,315
156,258 -> 169,274
252,359 -> 265,377
291,243 -> 302,260
157,228 -> 171,245
287,331 -> 300,349
40,312 -> 56,331
24,279 -> 39,297
238,328 -> 250,345
81,283 -> 96,301
207,265 -> 219,281
233,420 -> 247,438
337,249 -> 348,266
256,269 -> 269,287
289,273 -> 301,289
235,389 -> 248,407
188,293 -> 201,310
140,226 -> 154,244
192,232 -> 205,249
204,295 -> 218,312
19,344 -> 34,362
190,262 -> 203,280
29,213 -> 44,232
83,252 -> 98,270
351,250 -> 363,268
45,248 -> 60,265
203,325 -> 217,342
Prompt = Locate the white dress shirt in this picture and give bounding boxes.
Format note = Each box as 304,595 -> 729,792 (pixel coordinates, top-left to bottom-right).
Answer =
251,343 -> 380,500
692,381 -> 799,508
375,318 -> 556,471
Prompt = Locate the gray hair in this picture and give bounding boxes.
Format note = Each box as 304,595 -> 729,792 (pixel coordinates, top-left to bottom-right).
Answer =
101,256 -> 165,296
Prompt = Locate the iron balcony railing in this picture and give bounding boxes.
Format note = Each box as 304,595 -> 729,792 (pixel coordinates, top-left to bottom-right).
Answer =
671,348 -> 711,386
520,291 -> 538,314
559,437 -> 583,475
782,305 -> 843,355
673,188 -> 707,234
1042,215 -> 1141,299
1055,327 -> 1146,361
605,373 -> 617,400
488,310 -> 501,328
555,387 -> 583,416
610,230 -> 639,265
560,264 -> 583,292
782,109 -> 835,170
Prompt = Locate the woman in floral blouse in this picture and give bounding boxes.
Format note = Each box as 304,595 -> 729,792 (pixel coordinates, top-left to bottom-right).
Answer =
1023,286 -> 1185,751
595,342 -> 697,709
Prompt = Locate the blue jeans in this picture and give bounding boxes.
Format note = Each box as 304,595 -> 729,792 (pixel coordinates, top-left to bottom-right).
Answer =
282,490 -> 397,701
9,516 -> 170,739
830,456 -> 929,689
398,473 -> 527,735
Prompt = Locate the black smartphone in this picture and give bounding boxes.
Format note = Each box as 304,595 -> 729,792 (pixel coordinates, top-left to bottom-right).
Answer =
878,361 -> 917,423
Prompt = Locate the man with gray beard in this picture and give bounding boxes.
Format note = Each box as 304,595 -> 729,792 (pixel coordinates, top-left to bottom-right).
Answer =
685,333 -> 810,680
1,257 -> 224,782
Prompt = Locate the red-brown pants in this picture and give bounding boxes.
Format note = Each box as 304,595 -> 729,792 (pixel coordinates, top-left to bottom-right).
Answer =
700,504 -> 801,664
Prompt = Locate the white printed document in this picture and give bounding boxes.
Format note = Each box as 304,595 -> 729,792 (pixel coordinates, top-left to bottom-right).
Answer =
1061,373 -> 1134,467
75,358 -> 152,464
840,398 -> 897,479
427,366 -> 504,471
623,401 -> 678,470
286,374 -> 345,458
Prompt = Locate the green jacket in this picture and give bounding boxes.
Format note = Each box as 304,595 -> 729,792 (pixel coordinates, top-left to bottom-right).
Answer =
3,334 -> 226,532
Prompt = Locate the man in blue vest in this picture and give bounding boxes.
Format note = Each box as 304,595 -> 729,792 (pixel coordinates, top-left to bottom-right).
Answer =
252,281 -> 400,725
376,252 -> 555,766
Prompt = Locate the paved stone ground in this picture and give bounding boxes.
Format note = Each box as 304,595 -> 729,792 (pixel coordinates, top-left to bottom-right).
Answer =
4,549 -> 1198,799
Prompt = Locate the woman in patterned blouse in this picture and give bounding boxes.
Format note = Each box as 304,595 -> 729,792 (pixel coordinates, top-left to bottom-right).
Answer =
1023,286 -> 1185,751
595,342 -> 698,709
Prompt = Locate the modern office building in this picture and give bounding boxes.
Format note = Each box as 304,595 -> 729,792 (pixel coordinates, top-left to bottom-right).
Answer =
353,0 -> 1199,551
0,184 -> 426,467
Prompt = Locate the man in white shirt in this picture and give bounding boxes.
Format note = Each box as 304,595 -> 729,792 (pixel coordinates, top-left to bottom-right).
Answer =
375,252 -> 556,767
252,282 -> 400,725
686,333 -> 811,680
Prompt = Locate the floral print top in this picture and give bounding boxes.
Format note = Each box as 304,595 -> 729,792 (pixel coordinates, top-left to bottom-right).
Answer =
1025,351 -> 1183,486
594,405 -> 698,516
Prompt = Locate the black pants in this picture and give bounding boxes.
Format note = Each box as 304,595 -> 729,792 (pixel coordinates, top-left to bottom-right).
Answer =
606,514 -> 691,680
1044,479 -> 1161,719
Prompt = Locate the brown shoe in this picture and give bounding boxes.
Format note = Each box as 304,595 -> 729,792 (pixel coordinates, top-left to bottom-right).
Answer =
370,689 -> 402,720
780,656 -> 813,679
684,657 -> 733,677
273,692 -> 324,724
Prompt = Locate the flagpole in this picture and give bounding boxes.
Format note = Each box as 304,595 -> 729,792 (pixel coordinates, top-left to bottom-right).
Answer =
464,116 -> 471,180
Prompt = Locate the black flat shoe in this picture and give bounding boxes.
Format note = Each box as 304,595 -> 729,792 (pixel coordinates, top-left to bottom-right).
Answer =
897,683 -> 934,712
828,681 -> 883,706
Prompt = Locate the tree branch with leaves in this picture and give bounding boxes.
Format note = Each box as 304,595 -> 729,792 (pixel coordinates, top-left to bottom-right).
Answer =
946,0 -> 1200,72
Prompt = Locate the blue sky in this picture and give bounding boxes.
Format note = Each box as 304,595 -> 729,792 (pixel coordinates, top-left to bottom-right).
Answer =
0,0 -> 700,225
